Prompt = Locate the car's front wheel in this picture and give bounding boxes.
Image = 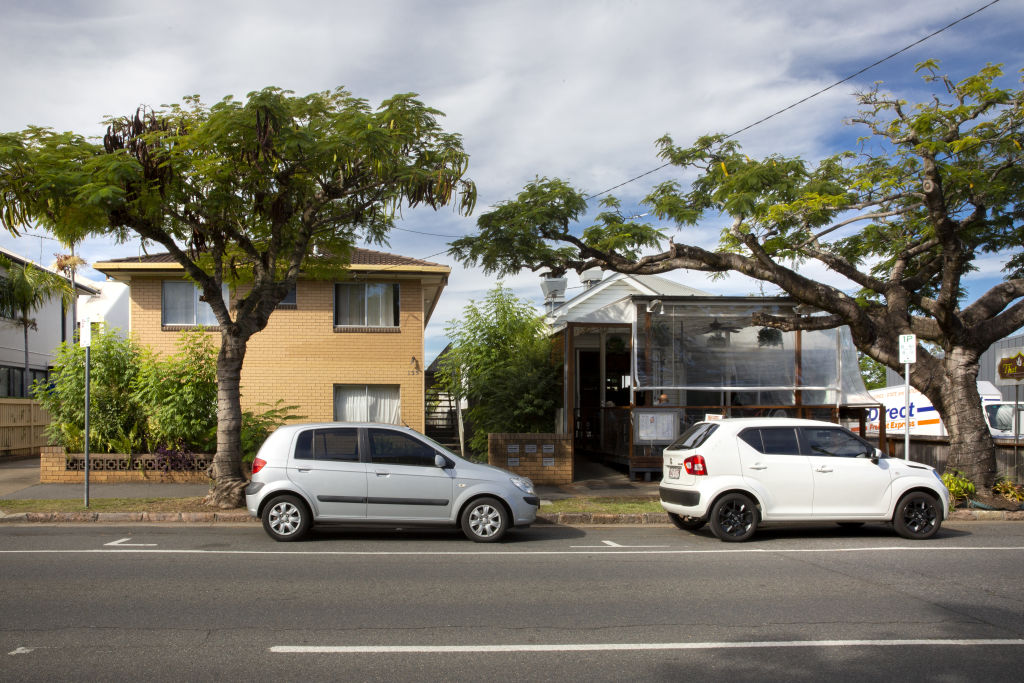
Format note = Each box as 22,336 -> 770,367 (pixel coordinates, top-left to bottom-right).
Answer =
261,494 -> 311,542
893,491 -> 941,540
709,493 -> 759,542
668,512 -> 706,532
461,497 -> 509,542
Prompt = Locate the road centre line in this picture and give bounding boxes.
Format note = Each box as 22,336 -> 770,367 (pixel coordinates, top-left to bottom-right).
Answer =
2,546 -> 1024,556
270,639 -> 1024,654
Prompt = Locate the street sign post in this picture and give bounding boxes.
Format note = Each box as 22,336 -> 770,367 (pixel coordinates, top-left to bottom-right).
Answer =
80,318 -> 92,508
899,334 -> 916,460
995,348 -> 1024,462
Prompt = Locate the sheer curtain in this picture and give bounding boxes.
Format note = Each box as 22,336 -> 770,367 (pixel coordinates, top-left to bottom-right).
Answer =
334,385 -> 400,424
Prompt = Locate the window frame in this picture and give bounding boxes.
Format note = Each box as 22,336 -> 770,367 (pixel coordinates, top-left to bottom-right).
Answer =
367,428 -> 438,468
333,282 -> 400,329
161,281 -> 229,328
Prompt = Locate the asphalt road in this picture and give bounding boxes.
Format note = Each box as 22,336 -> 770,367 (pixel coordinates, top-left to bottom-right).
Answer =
3,521 -> 1024,681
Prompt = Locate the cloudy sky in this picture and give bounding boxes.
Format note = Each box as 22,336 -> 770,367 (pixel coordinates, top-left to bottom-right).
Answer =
1,0 -> 1021,362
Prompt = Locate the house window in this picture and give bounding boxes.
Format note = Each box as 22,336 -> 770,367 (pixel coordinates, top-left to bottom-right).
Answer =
0,366 -> 48,398
334,283 -> 399,328
162,281 -> 228,326
276,284 -> 297,310
333,384 -> 401,424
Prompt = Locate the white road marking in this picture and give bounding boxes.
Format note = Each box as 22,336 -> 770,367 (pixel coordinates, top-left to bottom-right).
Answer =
8,647 -> 34,655
270,638 -> 1024,654
104,538 -> 158,547
569,540 -> 671,548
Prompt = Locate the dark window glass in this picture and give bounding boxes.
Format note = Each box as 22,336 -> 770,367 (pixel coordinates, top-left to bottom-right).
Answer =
758,427 -> 800,455
277,285 -> 297,308
369,429 -> 436,467
802,427 -> 872,458
294,430 -> 313,460
293,428 -> 359,461
667,422 -> 719,450
314,428 -> 360,461
738,429 -> 763,451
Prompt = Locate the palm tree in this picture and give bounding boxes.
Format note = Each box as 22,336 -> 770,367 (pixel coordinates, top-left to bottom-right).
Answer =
0,255 -> 73,397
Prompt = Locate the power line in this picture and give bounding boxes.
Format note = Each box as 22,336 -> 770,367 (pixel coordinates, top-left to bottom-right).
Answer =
583,0 -> 1003,202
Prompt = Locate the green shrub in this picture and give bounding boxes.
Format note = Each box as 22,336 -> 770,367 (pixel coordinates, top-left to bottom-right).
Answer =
33,327 -> 146,453
132,328 -> 218,453
941,470 -> 976,506
993,477 -> 1024,503
38,327 -> 303,459
240,400 -> 305,463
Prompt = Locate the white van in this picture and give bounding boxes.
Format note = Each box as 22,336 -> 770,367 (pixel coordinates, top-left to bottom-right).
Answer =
865,381 -> 1021,438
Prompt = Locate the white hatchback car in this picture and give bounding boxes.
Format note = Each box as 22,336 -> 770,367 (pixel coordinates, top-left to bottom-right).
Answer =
659,418 -> 951,542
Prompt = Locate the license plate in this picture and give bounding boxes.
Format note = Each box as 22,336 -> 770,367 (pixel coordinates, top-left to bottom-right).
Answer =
667,465 -> 681,479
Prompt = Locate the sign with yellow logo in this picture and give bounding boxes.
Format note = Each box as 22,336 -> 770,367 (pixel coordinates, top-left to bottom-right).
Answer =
996,349 -> 1024,385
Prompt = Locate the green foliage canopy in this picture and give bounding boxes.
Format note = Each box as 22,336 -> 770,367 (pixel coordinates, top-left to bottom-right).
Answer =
437,285 -> 560,454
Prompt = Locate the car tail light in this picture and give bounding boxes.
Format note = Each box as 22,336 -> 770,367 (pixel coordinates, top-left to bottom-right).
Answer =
683,455 -> 707,476
252,457 -> 267,475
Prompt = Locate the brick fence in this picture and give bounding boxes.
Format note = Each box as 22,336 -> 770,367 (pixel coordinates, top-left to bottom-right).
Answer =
40,446 -> 211,484
487,433 -> 573,485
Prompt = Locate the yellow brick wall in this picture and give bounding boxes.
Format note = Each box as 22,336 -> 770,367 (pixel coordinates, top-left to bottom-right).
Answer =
127,277 -> 427,431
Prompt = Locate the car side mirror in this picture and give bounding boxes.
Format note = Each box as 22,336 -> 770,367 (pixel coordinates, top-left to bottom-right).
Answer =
871,448 -> 883,464
435,453 -> 450,468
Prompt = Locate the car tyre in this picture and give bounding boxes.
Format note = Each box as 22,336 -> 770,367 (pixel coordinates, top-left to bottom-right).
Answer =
262,494 -> 311,542
893,491 -> 941,540
461,497 -> 508,543
668,512 -> 706,532
709,493 -> 759,542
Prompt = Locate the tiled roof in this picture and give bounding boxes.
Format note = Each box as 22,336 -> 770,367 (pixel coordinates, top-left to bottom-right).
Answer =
102,247 -> 445,269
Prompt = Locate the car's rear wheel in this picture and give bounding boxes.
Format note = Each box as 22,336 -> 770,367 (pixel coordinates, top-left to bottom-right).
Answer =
668,512 -> 706,531
461,497 -> 508,542
709,493 -> 759,542
893,491 -> 941,540
262,494 -> 311,542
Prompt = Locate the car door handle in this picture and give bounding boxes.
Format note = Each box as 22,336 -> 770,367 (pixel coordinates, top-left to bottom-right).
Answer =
374,470 -> 390,477
748,463 -> 768,470
297,468 -> 311,473
815,466 -> 834,473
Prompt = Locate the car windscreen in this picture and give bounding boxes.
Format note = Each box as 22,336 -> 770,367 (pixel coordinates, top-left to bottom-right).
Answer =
667,422 -> 719,451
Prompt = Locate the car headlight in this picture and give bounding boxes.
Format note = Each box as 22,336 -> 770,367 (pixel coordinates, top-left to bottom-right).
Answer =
510,477 -> 535,495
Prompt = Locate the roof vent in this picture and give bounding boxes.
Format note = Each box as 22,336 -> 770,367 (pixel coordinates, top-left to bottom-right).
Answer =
541,275 -> 567,313
580,268 -> 603,290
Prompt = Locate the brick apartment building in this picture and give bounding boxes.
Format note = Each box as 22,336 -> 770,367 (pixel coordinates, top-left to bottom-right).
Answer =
92,249 -> 449,432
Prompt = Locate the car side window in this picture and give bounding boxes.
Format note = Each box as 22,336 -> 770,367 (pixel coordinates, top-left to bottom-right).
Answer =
801,428 -> 872,458
757,427 -> 801,455
369,429 -> 437,467
293,428 -> 359,462
737,429 -> 764,452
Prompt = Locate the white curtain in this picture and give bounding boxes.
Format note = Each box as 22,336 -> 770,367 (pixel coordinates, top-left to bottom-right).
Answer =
334,385 -> 400,424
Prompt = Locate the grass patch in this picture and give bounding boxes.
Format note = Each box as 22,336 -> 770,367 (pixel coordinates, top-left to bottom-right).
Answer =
539,496 -> 662,514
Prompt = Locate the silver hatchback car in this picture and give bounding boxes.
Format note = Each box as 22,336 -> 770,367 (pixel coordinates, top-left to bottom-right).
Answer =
245,423 -> 539,542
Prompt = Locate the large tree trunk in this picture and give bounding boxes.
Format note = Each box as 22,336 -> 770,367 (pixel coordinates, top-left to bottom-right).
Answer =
203,331 -> 249,509
935,349 -> 999,490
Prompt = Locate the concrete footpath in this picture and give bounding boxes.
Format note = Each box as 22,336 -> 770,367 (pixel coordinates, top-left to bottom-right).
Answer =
1,454 -> 1020,525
